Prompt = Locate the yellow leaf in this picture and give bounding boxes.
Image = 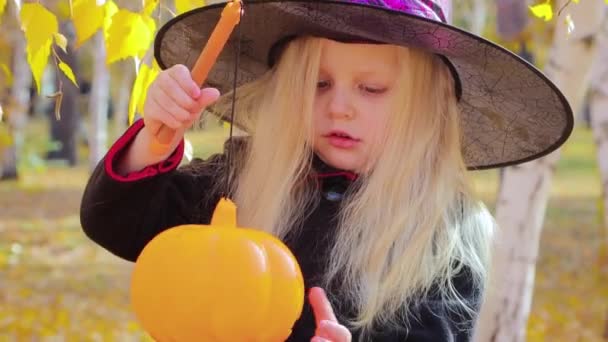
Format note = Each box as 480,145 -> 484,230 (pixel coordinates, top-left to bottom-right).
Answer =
103,0 -> 118,40
143,0 -> 158,16
20,3 -> 58,93
126,320 -> 141,332
54,309 -> 69,328
0,63 -> 12,86
128,62 -> 159,124
0,123 -> 13,148
597,196 -> 605,234
175,0 -> 206,15
105,9 -> 156,64
0,0 -> 7,22
54,33 -> 68,52
55,0 -> 73,20
58,61 -> 79,88
529,2 -> 553,21
137,62 -> 159,116
72,0 -> 105,47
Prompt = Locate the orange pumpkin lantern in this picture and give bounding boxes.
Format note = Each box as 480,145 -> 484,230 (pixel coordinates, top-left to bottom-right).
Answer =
130,198 -> 305,341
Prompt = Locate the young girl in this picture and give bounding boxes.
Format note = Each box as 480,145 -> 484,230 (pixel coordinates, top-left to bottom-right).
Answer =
80,0 -> 573,341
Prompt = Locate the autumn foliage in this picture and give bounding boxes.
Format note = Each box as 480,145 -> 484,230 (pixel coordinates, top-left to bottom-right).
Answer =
0,0 -> 204,126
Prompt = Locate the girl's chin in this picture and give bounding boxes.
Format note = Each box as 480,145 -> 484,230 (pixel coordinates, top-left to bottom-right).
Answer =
317,151 -> 363,172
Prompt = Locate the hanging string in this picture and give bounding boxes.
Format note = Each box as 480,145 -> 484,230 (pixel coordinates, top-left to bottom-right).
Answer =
224,3 -> 244,199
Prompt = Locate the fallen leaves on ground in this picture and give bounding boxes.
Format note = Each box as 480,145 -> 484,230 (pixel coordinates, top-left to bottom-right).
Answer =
0,125 -> 605,340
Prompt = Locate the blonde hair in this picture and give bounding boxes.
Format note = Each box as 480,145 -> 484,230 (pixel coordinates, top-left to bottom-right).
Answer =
207,36 -> 495,339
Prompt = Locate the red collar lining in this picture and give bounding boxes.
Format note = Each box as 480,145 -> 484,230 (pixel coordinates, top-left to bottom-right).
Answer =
315,171 -> 358,181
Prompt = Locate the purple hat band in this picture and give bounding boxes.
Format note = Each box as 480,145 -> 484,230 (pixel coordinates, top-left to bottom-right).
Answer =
349,0 -> 450,23
267,0 -> 451,67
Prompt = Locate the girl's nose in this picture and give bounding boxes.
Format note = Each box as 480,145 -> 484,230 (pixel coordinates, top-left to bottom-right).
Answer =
328,89 -> 355,120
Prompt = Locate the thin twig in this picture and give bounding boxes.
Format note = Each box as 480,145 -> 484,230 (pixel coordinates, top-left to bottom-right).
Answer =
557,0 -> 573,17
159,3 -> 176,17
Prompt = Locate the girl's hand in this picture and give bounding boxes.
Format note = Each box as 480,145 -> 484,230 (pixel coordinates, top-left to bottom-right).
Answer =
143,64 -> 220,145
115,64 -> 220,174
309,287 -> 352,342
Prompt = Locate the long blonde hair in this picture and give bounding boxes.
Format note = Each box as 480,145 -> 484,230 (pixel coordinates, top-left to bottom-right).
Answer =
207,36 -> 495,338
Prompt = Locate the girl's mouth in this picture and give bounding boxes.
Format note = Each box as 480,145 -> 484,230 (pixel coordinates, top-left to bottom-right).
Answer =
325,131 -> 360,148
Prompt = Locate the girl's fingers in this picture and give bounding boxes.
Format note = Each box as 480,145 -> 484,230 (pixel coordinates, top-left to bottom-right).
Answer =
143,64 -> 221,136
309,287 -> 337,326
316,320 -> 352,342
309,288 -> 352,342
168,64 -> 201,99
153,87 -> 193,123
197,88 -> 221,109
185,88 -> 221,127
158,73 -> 199,114
311,337 -> 331,342
148,95 -> 182,130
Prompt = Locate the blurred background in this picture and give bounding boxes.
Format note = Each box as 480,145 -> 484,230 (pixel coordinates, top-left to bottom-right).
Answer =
0,0 -> 607,340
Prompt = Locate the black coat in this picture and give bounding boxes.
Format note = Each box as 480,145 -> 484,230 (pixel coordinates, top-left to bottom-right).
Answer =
80,119 -> 481,341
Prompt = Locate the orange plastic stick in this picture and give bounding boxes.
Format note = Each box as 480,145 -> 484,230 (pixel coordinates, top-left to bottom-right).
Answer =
150,0 -> 243,155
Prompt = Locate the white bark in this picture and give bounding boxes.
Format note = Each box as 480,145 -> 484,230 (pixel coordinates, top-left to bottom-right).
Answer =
88,31 -> 110,171
1,0 -> 31,179
112,62 -> 133,139
496,0 -> 529,41
469,0 -> 488,36
452,0 -> 488,36
589,15 -> 608,244
474,1 -> 607,341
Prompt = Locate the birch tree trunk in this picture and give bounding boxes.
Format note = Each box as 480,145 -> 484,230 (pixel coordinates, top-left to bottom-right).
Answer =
470,0 -> 488,36
474,1 -> 607,341
1,1 -> 31,180
589,10 -> 608,245
452,0 -> 488,36
496,0 -> 529,41
587,16 -> 608,339
88,31 -> 110,171
589,20 -> 608,340
112,62 -> 133,139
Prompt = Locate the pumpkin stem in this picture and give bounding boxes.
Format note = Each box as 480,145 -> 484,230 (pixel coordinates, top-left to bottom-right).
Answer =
211,197 -> 238,227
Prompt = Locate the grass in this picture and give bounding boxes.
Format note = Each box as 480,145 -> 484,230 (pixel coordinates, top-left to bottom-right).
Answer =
0,116 -> 606,340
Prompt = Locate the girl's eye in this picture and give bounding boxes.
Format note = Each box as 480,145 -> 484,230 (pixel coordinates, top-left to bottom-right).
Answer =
362,85 -> 386,94
317,80 -> 330,89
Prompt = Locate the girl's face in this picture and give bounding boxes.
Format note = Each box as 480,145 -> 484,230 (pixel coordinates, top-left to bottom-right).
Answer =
313,39 -> 400,173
